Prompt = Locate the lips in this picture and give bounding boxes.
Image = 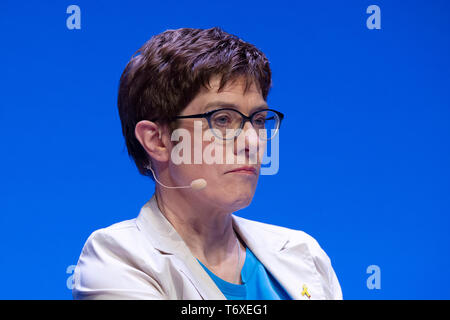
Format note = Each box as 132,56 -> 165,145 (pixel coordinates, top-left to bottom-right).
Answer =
226,166 -> 257,175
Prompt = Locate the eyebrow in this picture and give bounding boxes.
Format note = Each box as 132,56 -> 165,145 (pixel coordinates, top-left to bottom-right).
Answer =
203,101 -> 269,113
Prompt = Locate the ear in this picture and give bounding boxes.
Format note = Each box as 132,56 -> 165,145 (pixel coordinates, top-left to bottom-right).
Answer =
135,120 -> 170,163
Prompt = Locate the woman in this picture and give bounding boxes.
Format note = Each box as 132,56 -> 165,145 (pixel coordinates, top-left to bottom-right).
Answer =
72,27 -> 342,300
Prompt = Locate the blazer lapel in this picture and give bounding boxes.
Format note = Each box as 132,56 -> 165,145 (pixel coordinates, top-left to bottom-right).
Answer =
136,195 -> 226,300
232,215 -> 325,300
136,195 -> 325,300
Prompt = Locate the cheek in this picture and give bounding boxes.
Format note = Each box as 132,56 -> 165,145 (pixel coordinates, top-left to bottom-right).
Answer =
258,140 -> 267,161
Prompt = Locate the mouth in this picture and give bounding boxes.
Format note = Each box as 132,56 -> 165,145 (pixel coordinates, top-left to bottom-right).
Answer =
226,166 -> 257,175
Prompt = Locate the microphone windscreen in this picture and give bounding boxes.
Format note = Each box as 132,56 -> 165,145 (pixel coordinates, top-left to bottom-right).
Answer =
190,179 -> 207,190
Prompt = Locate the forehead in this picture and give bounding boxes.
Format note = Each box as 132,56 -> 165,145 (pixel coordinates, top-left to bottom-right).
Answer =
183,75 -> 266,114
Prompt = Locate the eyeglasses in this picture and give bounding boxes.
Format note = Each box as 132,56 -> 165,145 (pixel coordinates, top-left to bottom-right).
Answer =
172,108 -> 284,141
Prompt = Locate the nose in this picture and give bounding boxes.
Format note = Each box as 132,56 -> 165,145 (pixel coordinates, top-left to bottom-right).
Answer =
242,121 -> 259,147
233,121 -> 260,164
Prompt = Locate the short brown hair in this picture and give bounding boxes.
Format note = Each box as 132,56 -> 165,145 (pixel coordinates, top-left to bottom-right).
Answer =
117,27 -> 272,178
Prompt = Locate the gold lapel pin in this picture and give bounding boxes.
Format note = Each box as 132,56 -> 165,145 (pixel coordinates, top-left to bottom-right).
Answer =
301,284 -> 311,299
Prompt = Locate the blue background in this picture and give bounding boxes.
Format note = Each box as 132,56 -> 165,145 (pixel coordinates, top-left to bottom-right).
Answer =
0,0 -> 449,299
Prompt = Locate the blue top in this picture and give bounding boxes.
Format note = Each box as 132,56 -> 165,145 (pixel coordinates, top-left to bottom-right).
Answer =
197,247 -> 292,300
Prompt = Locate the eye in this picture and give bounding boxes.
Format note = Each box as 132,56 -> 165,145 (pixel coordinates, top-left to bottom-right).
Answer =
212,114 -> 232,127
252,115 -> 266,127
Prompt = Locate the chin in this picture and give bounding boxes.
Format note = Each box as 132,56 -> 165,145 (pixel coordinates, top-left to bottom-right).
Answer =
222,187 -> 256,211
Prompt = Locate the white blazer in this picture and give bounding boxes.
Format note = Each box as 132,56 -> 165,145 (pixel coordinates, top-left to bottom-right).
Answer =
73,195 -> 343,300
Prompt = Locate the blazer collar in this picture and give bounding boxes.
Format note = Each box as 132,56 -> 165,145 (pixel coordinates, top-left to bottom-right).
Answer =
136,194 -> 184,255
135,195 -> 289,256
230,216 -> 307,299
136,195 -> 225,299
135,194 -> 314,300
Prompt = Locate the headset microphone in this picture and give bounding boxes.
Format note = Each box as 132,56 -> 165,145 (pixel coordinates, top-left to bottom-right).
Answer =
146,165 -> 207,190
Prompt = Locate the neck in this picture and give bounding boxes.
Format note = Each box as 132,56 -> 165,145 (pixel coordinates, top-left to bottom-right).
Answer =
155,186 -> 240,266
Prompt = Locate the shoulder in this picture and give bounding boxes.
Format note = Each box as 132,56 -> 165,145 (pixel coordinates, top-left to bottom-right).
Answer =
81,219 -> 143,252
73,219 -> 165,299
78,219 -> 152,265
76,217 -> 165,270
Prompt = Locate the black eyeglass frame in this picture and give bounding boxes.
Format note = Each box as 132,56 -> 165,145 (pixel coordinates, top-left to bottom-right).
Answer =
171,108 -> 285,141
